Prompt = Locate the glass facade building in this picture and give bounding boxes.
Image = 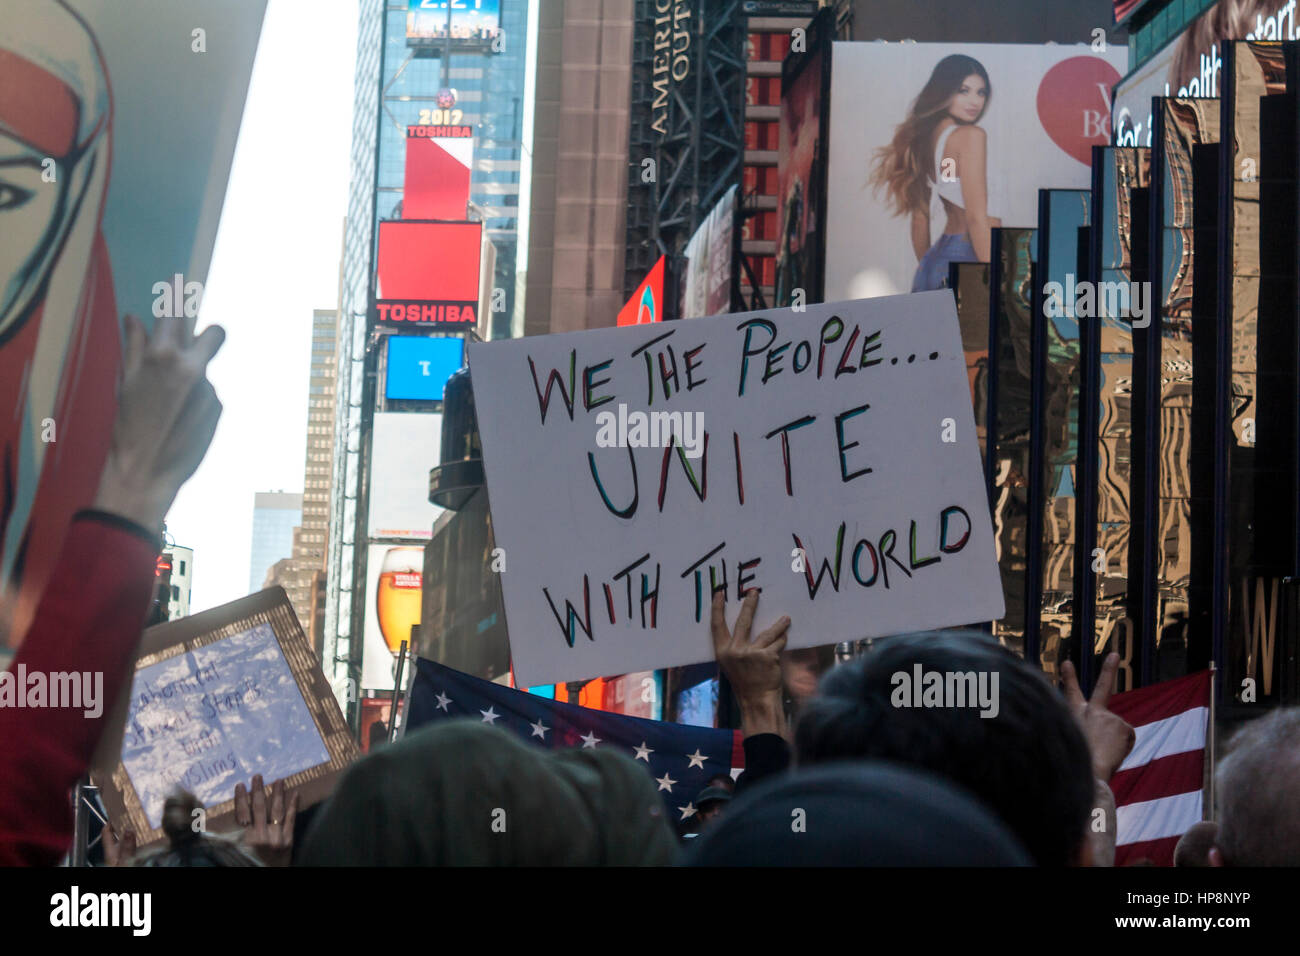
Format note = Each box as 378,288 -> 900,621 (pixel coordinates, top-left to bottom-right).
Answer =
249,492 -> 303,594
325,1 -> 535,704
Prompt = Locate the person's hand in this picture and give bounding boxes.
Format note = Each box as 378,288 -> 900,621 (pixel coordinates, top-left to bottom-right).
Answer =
101,822 -> 136,867
710,590 -> 790,739
234,775 -> 298,867
93,314 -> 225,534
1061,653 -> 1136,781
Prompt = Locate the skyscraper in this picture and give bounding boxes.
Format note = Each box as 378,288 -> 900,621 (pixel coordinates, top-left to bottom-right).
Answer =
326,0 -> 535,706
266,308 -> 338,651
249,491 -> 302,594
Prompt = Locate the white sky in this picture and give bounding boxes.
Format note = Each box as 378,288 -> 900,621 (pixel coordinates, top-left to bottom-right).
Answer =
166,0 -> 357,613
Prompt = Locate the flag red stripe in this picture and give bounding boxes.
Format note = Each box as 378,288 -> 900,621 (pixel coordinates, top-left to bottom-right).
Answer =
1115,834 -> 1181,867
1110,748 -> 1204,806
1108,670 -> 1211,726
731,729 -> 746,772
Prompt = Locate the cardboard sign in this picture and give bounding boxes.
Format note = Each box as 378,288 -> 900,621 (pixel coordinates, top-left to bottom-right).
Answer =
468,293 -> 1005,686
91,588 -> 357,851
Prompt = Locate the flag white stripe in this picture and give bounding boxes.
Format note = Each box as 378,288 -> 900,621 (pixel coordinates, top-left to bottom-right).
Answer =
1117,705 -> 1208,772
1116,790 -> 1204,846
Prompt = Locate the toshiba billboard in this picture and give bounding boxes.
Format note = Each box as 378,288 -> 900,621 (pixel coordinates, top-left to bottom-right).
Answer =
373,221 -> 481,328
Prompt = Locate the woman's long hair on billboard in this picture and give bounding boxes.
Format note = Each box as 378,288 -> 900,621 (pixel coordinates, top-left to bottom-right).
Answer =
1170,0 -> 1277,96
868,54 -> 991,217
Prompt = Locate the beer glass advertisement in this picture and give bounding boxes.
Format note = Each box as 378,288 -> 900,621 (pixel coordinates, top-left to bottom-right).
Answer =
363,543 -> 424,690
823,43 -> 1126,302
0,0 -> 264,649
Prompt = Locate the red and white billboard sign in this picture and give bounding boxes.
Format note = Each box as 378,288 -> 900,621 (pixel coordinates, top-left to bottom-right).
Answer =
405,125 -> 473,220
374,220 -> 481,328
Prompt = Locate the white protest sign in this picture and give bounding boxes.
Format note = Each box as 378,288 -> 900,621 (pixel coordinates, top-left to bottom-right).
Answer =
468,292 -> 1004,686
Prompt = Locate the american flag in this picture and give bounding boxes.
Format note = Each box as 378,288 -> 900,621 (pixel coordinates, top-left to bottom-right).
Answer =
1107,670 -> 1212,866
405,658 -> 745,824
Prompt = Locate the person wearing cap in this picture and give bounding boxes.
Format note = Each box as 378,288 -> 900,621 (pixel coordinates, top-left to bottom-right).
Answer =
695,786 -> 732,829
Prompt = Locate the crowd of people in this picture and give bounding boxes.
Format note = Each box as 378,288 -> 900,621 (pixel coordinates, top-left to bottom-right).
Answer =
0,315 -> 1296,868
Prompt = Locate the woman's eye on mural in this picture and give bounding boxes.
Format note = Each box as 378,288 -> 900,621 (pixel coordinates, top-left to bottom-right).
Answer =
0,183 -> 33,212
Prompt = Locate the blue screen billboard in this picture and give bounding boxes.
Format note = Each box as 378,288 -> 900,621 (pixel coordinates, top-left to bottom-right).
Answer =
406,0 -> 501,42
385,336 -> 464,401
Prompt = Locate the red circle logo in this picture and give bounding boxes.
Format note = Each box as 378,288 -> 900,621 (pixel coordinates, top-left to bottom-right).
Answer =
1036,56 -> 1122,166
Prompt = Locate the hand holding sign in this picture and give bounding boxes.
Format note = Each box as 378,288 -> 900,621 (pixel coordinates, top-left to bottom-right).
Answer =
234,774 -> 298,867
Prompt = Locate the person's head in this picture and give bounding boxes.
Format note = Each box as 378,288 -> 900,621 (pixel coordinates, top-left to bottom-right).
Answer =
869,54 -> 991,217
705,773 -> 735,793
694,786 -> 732,827
1211,708 -> 1300,866
1174,821 -> 1219,867
685,761 -> 1032,866
793,630 -> 1093,866
132,791 -> 262,867
299,720 -> 677,865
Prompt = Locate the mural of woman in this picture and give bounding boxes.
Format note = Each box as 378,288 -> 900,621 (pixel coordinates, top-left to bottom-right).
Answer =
0,2 -> 122,646
869,54 -> 1000,293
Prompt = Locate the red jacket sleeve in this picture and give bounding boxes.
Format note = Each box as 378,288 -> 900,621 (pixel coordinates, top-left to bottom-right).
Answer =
0,512 -> 158,866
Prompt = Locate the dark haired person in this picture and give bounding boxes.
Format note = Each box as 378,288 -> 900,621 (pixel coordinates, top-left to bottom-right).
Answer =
685,762 -> 1033,867
712,591 -> 1134,865
869,54 -> 1000,291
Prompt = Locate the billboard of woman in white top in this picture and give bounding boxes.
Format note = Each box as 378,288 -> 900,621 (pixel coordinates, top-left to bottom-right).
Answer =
869,55 -> 1001,292
825,43 -> 1128,301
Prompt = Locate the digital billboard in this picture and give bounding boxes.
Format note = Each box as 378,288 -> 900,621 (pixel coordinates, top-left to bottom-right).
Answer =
373,220 -> 481,328
774,11 -> 830,307
616,256 -> 666,326
1112,0 -> 1297,146
404,125 -> 473,220
825,43 -> 1125,302
681,185 -> 737,319
368,411 -> 445,540
1113,0 -> 1151,24
406,0 -> 500,43
385,336 -> 465,401
363,543 -> 423,690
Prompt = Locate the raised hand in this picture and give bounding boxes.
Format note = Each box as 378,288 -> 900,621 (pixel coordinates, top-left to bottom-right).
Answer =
93,314 -> 225,534
1061,653 -> 1136,782
710,590 -> 791,739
